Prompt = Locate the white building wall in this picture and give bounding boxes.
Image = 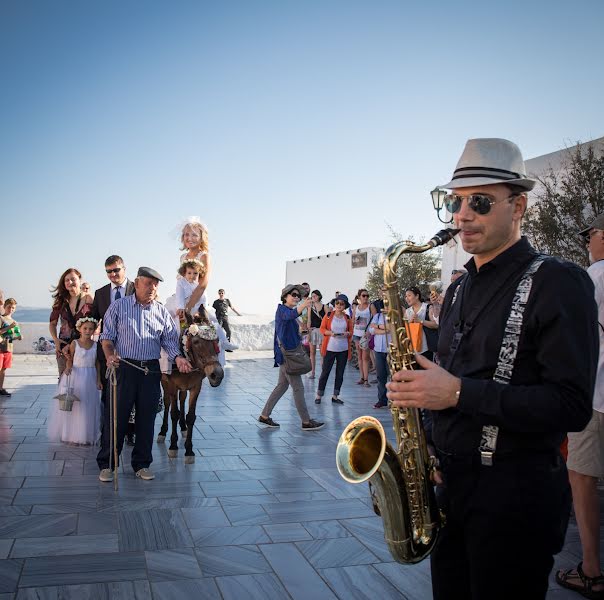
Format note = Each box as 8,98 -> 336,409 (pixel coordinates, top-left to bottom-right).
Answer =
286,247 -> 384,301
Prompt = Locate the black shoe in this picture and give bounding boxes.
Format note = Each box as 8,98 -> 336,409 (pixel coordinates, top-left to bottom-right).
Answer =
302,420 -> 325,431
126,433 -> 135,446
258,415 -> 280,428
331,397 -> 344,404
0,389 -> 11,397
225,349 -> 234,352
373,402 -> 387,409
315,398 -> 321,404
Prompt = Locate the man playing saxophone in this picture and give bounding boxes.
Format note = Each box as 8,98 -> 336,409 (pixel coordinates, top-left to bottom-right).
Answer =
387,138 -> 598,599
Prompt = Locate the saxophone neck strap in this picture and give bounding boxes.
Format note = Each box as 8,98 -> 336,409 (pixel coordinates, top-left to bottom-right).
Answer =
479,254 -> 547,466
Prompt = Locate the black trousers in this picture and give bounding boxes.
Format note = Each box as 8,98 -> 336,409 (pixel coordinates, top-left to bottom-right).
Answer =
431,452 -> 571,600
218,316 -> 231,341
96,360 -> 161,472
316,350 -> 348,397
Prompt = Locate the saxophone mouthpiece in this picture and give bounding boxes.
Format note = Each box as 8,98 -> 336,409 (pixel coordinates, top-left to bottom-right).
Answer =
431,228 -> 460,247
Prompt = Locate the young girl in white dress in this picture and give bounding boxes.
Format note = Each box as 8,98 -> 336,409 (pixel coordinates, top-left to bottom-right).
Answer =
47,317 -> 102,445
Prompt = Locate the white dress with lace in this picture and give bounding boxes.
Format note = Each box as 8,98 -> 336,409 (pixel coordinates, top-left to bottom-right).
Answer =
47,341 -> 101,445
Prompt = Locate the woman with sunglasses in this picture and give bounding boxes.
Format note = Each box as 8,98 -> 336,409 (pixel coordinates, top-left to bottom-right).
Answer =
352,288 -> 372,386
314,294 -> 353,404
259,285 -> 324,431
404,286 -> 438,360
306,289 -> 326,379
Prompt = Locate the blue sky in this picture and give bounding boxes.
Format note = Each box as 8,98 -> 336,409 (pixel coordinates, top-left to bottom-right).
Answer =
1,0 -> 602,315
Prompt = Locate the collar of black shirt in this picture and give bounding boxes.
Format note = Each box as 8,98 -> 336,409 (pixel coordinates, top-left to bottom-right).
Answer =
464,236 -> 538,276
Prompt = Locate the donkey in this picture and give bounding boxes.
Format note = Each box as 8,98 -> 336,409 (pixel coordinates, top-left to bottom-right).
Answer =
157,307 -> 224,463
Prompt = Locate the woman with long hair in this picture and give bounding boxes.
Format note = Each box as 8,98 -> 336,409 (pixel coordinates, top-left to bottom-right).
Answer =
49,268 -> 94,376
352,288 -> 372,387
306,289 -> 325,379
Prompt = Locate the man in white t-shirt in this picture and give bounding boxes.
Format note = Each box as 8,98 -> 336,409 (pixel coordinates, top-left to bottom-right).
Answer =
557,214 -> 604,595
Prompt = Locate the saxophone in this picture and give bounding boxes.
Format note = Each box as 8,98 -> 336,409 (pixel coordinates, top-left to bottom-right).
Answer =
335,228 -> 459,564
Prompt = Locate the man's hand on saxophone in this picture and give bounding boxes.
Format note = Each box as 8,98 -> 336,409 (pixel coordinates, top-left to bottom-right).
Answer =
386,353 -> 461,411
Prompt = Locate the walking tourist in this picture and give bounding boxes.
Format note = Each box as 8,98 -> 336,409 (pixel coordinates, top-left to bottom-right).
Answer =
314,294 -> 352,405
96,267 -> 192,482
387,137 -> 598,599
212,288 -> 241,342
49,268 -> 94,376
47,317 -> 102,445
258,284 -> 324,431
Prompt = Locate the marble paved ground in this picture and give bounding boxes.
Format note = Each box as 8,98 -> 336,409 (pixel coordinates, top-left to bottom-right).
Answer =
0,354 -> 600,599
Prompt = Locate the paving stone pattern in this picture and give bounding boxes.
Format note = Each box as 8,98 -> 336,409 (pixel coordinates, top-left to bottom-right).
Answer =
0,354 -> 599,598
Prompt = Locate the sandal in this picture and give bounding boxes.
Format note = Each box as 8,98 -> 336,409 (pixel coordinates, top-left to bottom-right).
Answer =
356,378 -> 365,385
315,398 -> 321,404
556,562 -> 604,599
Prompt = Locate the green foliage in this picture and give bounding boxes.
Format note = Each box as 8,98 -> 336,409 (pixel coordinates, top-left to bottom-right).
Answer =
365,230 -> 441,302
524,143 -> 604,268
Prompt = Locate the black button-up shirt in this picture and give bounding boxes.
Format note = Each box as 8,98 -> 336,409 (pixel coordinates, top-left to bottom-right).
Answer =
434,237 -> 597,456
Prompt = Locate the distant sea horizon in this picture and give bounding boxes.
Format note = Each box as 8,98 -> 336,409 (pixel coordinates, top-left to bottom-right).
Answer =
13,307 -> 50,323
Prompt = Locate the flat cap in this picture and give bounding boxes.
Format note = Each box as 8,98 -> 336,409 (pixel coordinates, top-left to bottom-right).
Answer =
579,213 -> 604,237
137,266 -> 164,282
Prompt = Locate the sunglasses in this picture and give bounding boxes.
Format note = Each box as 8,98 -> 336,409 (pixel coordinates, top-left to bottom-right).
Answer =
444,193 -> 516,216
335,301 -> 346,306
290,293 -> 301,298
360,294 -> 369,298
106,268 -> 122,274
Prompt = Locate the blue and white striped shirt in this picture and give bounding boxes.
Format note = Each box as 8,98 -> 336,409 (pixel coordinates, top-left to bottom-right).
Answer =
100,294 -> 181,361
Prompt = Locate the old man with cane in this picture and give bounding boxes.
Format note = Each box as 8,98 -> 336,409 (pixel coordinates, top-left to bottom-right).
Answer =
97,267 -> 192,483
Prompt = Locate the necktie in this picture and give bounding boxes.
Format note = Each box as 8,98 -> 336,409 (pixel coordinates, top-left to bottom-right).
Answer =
114,287 -> 121,301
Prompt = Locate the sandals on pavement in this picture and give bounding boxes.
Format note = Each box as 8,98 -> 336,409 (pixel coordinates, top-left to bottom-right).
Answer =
556,562 -> 604,599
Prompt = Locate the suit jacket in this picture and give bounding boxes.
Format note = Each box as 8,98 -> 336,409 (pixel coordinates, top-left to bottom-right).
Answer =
92,280 -> 135,361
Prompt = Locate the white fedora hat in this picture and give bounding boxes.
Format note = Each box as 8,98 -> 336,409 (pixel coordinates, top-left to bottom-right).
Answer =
440,138 -> 536,191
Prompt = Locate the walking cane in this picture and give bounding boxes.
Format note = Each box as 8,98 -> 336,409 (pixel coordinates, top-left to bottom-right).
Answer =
108,360 -> 119,492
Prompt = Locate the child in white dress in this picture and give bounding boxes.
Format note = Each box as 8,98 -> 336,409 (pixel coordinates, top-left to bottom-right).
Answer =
175,259 -> 206,323
47,317 -> 102,445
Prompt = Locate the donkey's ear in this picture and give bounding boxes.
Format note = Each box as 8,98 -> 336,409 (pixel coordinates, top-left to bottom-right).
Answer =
184,309 -> 194,326
198,305 -> 210,324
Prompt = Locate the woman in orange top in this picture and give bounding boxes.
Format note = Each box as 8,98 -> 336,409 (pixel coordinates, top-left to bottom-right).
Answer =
315,294 -> 354,405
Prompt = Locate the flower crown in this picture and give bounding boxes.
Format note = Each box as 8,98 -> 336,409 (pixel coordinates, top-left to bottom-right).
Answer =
185,323 -> 218,340
76,317 -> 99,329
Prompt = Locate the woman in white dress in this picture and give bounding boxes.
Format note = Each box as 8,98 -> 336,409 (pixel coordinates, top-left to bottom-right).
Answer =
47,317 -> 102,445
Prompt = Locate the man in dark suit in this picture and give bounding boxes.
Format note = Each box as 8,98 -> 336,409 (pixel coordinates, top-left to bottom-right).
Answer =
91,255 -> 135,444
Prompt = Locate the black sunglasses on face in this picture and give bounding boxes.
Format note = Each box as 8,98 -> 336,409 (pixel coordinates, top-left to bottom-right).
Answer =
444,193 -> 516,216
106,268 -> 122,274
290,293 -> 300,298
360,294 -> 369,297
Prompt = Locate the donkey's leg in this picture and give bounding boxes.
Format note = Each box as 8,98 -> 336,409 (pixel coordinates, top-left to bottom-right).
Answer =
184,382 -> 201,464
167,394 -> 180,458
179,390 -> 187,432
157,377 -> 171,443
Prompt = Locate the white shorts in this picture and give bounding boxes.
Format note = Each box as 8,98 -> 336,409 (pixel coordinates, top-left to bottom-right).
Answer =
567,410 -> 604,478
